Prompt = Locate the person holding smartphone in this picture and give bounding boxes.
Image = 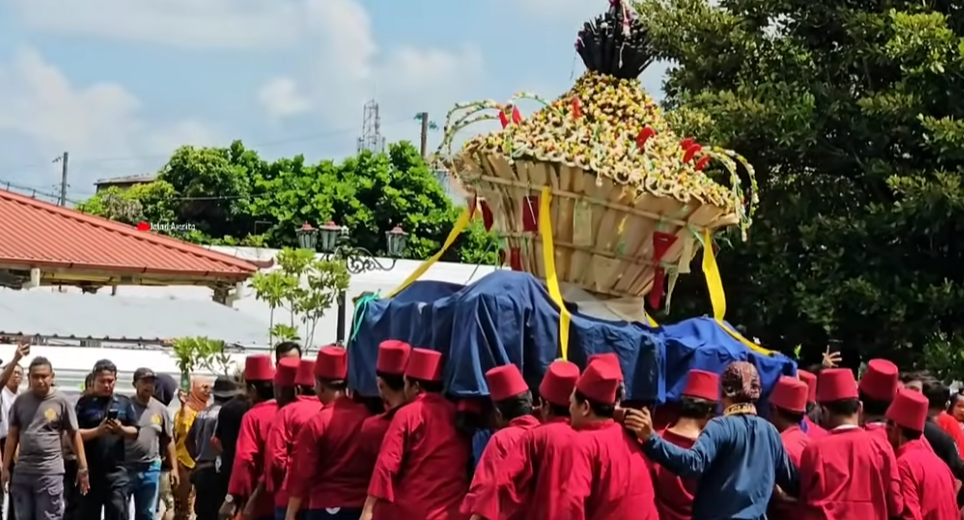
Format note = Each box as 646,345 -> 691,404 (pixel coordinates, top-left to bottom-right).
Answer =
75,359 -> 139,520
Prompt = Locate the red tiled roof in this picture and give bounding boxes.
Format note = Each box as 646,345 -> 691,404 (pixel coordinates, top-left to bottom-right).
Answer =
0,189 -> 265,278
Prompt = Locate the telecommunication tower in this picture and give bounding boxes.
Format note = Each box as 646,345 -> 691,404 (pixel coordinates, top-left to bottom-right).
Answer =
357,99 -> 386,153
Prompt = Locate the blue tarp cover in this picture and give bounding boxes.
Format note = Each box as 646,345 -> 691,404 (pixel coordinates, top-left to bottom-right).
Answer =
348,271 -> 795,404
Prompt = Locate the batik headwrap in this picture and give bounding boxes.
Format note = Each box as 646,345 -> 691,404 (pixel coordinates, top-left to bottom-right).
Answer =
721,361 -> 761,403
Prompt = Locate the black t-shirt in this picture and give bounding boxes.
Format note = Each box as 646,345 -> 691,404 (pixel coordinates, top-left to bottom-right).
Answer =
75,394 -> 138,474
214,396 -> 250,474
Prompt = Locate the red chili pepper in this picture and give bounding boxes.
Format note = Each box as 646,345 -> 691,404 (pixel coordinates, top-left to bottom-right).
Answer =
683,144 -> 703,163
572,98 -> 583,119
680,137 -> 695,150
498,111 -> 509,128
511,106 -> 523,125
694,156 -> 711,171
636,127 -> 656,150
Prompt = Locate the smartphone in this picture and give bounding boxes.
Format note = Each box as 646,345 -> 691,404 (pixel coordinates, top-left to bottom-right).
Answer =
107,409 -> 119,420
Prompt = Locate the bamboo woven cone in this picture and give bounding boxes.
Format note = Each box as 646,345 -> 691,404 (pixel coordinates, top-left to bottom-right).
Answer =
436,1 -> 758,302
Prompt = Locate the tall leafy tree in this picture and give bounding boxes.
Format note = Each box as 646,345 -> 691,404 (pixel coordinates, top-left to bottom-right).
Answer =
634,0 -> 964,372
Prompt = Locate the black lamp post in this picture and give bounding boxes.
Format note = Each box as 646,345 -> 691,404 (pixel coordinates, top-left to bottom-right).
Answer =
296,221 -> 409,344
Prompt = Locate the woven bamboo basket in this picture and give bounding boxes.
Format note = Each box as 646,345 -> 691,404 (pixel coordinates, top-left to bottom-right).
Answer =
436,1 -> 758,303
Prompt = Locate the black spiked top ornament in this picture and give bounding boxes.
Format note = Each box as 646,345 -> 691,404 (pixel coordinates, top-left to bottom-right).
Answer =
576,0 -> 655,80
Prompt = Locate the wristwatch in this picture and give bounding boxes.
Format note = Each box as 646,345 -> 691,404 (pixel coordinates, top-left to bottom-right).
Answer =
77,468 -> 88,475
224,495 -> 234,504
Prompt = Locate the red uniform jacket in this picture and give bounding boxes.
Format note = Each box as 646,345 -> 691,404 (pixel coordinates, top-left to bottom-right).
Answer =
288,395 -> 371,510
895,438 -> 959,520
368,393 -> 471,520
569,419 -> 659,520
805,417 -> 828,438
651,429 -> 698,520
265,396 -> 319,507
799,426 -> 902,520
475,417 -> 579,520
357,406 -> 402,477
227,400 -> 279,519
935,412 -> 964,456
770,425 -> 810,519
461,415 -> 540,518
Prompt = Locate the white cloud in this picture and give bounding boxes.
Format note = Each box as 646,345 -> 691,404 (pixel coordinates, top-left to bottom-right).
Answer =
2,0 -> 303,50
258,78 -> 313,119
255,0 -> 485,135
0,47 -> 221,189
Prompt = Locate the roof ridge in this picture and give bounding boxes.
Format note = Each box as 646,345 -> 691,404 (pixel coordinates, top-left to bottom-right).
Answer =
0,188 -> 268,272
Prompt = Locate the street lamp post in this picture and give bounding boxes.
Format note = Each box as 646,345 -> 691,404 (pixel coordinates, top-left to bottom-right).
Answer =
296,221 -> 409,344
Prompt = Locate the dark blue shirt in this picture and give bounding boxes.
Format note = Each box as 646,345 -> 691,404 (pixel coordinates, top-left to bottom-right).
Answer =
643,414 -> 798,520
75,393 -> 138,474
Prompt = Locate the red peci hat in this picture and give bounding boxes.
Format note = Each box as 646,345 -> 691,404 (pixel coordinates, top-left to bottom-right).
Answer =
798,370 -> 817,404
859,359 -> 899,401
245,355 -> 275,382
886,388 -> 928,432
576,360 -> 620,404
816,368 -> 859,402
314,346 -> 348,380
295,359 -> 315,387
405,348 -> 443,382
486,364 -> 529,402
770,376 -> 808,413
681,369 -> 719,401
588,353 -> 623,382
274,358 -> 299,386
539,360 -> 580,407
376,340 -> 412,375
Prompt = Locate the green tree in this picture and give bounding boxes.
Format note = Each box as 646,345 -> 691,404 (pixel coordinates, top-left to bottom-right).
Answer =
634,0 -> 964,374
78,140 -> 499,265
250,247 -> 350,346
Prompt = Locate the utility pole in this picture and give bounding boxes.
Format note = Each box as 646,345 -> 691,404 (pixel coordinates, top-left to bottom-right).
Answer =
53,152 -> 69,206
418,112 -> 429,158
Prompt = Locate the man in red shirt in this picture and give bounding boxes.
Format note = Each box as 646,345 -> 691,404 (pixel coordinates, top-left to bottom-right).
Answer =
651,369 -> 718,520
798,368 -> 902,520
768,376 -> 810,519
797,370 -> 827,438
287,346 -> 371,520
462,364 -> 539,520
859,359 -> 900,440
886,389 -> 958,520
363,349 -> 470,520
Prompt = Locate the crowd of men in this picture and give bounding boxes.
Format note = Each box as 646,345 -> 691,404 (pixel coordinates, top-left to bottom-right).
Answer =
0,336 -> 963,520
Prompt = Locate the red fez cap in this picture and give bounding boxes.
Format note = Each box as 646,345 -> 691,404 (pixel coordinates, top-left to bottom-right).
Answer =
798,370 -> 817,404
770,376 -> 808,414
377,340 -> 411,375
576,360 -> 620,404
816,368 -> 858,402
859,359 -> 899,401
539,360 -> 580,407
485,364 -> 529,402
405,348 -> 443,382
681,369 -> 719,402
886,388 -> 928,432
588,353 -> 623,382
274,357 -> 298,386
244,355 -> 274,382
295,359 -> 315,387
314,346 -> 348,380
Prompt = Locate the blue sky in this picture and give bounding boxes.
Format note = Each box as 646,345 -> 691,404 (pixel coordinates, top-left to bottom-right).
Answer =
0,0 -> 667,204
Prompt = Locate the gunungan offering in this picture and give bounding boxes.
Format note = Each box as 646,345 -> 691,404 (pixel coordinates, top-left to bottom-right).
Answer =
435,0 -> 758,306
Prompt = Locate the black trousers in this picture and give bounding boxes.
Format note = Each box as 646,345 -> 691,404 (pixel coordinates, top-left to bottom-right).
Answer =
63,459 -> 79,520
192,464 -> 227,520
77,469 -> 129,520
0,438 -> 14,520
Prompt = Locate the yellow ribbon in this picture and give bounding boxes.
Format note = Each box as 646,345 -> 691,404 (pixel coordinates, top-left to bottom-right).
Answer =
701,230 -> 776,356
538,187 -> 571,360
386,205 -> 473,298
